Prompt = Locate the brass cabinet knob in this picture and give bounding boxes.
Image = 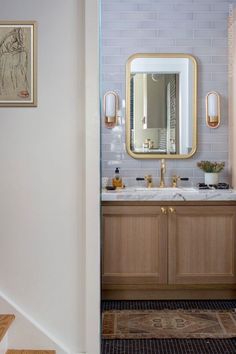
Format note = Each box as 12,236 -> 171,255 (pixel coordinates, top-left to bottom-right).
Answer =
161,207 -> 167,214
168,207 -> 176,214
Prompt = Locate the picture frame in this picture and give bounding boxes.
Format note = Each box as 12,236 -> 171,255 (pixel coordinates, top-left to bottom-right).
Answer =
0,21 -> 37,107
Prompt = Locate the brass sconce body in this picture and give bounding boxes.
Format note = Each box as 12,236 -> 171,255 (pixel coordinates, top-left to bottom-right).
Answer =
206,91 -> 221,129
104,91 -> 119,128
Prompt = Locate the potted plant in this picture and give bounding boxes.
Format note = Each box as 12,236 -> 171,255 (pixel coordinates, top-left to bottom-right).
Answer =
197,161 -> 225,185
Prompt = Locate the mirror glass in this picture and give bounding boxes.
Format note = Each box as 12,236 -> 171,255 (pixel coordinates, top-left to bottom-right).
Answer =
126,54 -> 197,159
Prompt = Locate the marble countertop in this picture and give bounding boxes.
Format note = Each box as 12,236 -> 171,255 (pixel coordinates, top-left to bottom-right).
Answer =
101,187 -> 236,201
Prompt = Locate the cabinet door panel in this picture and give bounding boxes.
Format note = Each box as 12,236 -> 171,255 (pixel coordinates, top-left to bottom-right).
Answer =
168,206 -> 236,284
102,206 -> 167,285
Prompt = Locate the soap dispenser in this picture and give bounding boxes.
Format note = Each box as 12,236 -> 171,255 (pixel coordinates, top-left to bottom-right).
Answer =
112,167 -> 123,188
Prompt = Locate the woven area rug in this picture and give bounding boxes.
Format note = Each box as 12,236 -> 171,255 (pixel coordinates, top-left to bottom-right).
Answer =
102,309 -> 236,339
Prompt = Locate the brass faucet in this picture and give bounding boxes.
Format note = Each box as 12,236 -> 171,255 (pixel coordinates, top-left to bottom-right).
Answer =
145,175 -> 153,188
160,159 -> 166,188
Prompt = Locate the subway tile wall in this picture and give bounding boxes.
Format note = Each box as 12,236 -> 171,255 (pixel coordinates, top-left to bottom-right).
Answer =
101,0 -> 234,187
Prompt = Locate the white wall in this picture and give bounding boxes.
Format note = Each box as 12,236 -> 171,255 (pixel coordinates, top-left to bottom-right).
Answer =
229,6 -> 236,187
0,0 -> 85,353
85,0 -> 100,352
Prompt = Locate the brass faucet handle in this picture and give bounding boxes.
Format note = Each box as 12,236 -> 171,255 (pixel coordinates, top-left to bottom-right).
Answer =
145,175 -> 153,188
172,175 -> 180,188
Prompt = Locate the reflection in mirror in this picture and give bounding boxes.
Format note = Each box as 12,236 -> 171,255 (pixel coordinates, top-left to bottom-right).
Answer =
131,73 -> 179,154
126,54 -> 197,159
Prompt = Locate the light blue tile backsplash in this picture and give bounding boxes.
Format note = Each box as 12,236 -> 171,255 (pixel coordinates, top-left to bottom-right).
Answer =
101,0 -> 235,187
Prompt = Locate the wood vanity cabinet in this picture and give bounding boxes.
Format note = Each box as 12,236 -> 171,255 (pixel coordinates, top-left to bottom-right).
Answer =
168,205 -> 236,285
102,205 -> 168,286
102,202 -> 236,299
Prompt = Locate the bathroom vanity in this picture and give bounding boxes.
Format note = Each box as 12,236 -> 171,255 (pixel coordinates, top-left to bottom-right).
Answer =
102,189 -> 236,300
101,53 -> 235,300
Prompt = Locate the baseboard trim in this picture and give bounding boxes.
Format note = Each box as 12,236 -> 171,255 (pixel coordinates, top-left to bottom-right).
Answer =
103,289 -> 236,300
0,290 -> 70,354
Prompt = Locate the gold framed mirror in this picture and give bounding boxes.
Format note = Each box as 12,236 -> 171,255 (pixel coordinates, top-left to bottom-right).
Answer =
126,53 -> 197,159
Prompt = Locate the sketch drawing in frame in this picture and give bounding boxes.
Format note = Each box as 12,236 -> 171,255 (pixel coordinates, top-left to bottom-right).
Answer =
0,21 -> 37,107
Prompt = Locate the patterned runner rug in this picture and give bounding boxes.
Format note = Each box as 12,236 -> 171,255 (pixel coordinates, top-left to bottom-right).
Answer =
102,309 -> 236,339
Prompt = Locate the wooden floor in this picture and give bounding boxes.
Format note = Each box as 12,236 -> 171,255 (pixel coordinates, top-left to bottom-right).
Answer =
7,351 -> 56,354
0,315 -> 15,342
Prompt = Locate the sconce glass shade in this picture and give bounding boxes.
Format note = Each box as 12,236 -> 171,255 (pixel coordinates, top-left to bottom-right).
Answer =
206,91 -> 220,128
104,91 -> 118,128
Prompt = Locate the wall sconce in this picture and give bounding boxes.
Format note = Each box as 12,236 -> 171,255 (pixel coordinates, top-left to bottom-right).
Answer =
206,91 -> 221,129
104,91 -> 119,128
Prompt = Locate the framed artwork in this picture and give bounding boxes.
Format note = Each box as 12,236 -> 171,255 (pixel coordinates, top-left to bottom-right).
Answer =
0,21 -> 37,107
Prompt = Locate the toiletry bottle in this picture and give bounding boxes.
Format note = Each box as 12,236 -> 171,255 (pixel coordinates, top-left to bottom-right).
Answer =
143,139 -> 150,150
112,167 -> 123,188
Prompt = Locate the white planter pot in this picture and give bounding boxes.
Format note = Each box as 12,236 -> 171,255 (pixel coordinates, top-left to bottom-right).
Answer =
204,172 -> 219,185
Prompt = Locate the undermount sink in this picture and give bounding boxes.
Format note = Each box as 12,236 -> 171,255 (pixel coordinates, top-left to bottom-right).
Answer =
135,187 -> 197,192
